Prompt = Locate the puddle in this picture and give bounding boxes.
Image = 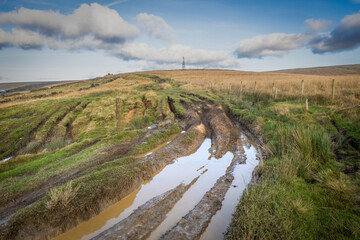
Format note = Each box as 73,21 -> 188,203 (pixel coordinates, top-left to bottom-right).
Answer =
53,187 -> 142,240
199,142 -> 258,240
148,149 -> 233,240
0,156 -> 12,164
54,134 -> 259,240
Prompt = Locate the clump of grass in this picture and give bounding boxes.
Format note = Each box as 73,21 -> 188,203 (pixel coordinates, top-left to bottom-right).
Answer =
129,116 -> 156,129
134,125 -> 181,154
180,131 -> 197,145
46,181 -> 79,210
19,140 -> 42,154
47,136 -> 66,151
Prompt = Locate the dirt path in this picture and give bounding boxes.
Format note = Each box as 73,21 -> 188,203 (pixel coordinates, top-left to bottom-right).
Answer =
81,104 -> 257,240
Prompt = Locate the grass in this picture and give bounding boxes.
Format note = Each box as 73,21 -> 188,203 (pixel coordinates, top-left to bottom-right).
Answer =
46,181 -> 79,210
0,69 -> 359,239
0,72 -> 192,239
218,85 -> 360,239
149,69 -> 360,106
133,124 -> 181,155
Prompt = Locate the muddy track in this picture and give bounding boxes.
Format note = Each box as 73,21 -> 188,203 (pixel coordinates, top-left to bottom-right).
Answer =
160,140 -> 244,240
93,177 -> 200,240
0,139 -> 101,228
44,102 -> 81,144
83,103 -> 254,240
16,108 -> 60,154
65,102 -> 89,140
81,103 -> 255,240
1,102 -> 261,240
0,121 -> 175,229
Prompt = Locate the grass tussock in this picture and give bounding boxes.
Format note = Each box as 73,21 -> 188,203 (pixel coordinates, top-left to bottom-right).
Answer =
46,181 -> 79,210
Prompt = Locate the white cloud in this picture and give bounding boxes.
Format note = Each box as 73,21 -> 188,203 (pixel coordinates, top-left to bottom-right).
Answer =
305,19 -> 332,32
0,3 -> 139,46
136,13 -> 174,42
0,4 -> 241,69
234,33 -> 311,58
112,43 -> 241,68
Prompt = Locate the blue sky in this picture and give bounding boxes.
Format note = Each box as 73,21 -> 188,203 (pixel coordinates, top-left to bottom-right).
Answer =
0,0 -> 359,82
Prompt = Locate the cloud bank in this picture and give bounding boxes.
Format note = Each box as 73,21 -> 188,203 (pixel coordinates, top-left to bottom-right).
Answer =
0,3 -> 139,47
234,33 -> 311,58
113,43 -> 241,68
0,3 -> 240,68
235,11 -> 360,58
310,11 -> 360,53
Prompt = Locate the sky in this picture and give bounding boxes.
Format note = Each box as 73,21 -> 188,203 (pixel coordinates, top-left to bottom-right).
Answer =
0,0 -> 360,82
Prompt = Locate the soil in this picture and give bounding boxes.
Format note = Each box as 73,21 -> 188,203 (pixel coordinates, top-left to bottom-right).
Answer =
93,177 -> 199,240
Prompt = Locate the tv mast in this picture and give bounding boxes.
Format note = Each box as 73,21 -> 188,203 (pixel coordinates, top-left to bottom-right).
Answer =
182,56 -> 185,70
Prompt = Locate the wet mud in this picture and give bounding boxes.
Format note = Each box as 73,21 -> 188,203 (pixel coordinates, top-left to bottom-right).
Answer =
93,177 -> 199,240
54,103 -> 260,240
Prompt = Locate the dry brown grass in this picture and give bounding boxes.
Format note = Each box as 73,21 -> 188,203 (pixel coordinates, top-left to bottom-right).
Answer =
2,69 -> 359,108
46,181 -> 79,210
149,69 -> 360,105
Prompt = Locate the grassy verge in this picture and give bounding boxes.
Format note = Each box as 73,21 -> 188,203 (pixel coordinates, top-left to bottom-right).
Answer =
222,90 -> 360,239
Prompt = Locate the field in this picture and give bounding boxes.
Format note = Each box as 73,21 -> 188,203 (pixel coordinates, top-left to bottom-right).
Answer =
0,67 -> 359,239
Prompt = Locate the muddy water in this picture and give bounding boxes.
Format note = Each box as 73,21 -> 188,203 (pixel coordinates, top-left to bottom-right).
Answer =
54,133 -> 258,240
200,142 -> 258,240
0,156 -> 12,164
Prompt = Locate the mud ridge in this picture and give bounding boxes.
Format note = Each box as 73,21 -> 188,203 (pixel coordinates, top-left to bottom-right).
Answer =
45,102 -> 81,144
159,132 -> 248,240
160,169 -> 236,239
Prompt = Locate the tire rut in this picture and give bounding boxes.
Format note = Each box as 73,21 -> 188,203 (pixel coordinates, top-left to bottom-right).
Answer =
92,177 -> 200,240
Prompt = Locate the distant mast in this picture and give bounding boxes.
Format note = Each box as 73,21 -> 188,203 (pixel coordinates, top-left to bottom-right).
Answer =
182,56 -> 185,70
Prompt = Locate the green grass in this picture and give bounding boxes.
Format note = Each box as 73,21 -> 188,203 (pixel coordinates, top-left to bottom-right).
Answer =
223,89 -> 360,239
133,124 -> 181,155
1,72 -> 359,239
0,73 -> 190,239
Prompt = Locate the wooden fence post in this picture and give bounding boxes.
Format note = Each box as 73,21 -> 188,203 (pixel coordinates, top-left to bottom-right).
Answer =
240,81 -> 243,100
332,79 -> 335,100
274,88 -> 278,99
272,82 -> 275,96
301,80 -> 304,99
305,98 -> 308,111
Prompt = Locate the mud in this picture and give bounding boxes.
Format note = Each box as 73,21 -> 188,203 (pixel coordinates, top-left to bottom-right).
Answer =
160,174 -> 234,240
159,133 -> 245,240
93,177 -> 199,240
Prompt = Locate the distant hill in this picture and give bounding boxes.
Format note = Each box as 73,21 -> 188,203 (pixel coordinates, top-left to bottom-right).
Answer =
0,81 -> 72,92
270,64 -> 360,76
